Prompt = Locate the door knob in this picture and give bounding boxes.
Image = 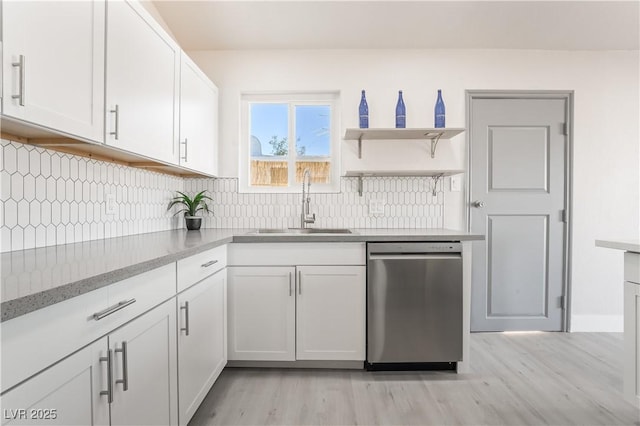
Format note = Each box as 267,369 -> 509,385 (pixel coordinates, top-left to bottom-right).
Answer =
472,200 -> 486,208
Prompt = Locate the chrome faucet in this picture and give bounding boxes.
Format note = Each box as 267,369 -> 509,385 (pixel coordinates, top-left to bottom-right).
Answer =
300,169 -> 316,228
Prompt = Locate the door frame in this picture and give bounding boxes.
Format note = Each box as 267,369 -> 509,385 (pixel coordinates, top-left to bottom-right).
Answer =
465,90 -> 574,332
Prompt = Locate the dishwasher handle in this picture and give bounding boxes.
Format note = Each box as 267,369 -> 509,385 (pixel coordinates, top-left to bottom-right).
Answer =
368,253 -> 461,261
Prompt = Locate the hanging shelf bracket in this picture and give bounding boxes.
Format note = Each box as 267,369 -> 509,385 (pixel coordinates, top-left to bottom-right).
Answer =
431,173 -> 444,196
357,133 -> 363,159
426,131 -> 445,158
357,176 -> 363,197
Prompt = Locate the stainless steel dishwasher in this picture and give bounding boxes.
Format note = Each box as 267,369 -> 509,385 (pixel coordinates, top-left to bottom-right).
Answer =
366,242 -> 462,369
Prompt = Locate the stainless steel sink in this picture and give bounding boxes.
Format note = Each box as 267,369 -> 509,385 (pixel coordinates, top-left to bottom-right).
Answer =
253,228 -> 353,234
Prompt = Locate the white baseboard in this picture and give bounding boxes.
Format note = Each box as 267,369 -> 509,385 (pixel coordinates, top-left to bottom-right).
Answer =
570,314 -> 623,332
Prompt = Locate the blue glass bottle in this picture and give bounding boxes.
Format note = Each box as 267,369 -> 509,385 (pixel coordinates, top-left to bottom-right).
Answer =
395,90 -> 406,128
359,90 -> 369,129
434,89 -> 446,128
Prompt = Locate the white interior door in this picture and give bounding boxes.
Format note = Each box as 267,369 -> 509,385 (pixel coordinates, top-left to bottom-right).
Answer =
469,96 -> 568,332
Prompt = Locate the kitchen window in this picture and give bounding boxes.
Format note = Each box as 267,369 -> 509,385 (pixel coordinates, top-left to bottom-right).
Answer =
239,92 -> 340,193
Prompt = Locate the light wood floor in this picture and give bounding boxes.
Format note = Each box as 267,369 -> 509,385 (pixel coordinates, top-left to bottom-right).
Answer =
189,333 -> 640,425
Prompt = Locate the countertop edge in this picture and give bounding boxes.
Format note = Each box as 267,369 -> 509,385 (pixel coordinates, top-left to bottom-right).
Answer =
595,239 -> 640,253
1,236 -> 233,323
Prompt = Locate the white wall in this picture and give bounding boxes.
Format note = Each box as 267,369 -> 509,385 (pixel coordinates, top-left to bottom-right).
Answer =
189,48 -> 639,331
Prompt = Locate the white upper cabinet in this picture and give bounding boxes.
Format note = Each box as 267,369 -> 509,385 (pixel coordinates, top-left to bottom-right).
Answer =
105,0 -> 179,164
2,0 -> 105,143
179,53 -> 219,176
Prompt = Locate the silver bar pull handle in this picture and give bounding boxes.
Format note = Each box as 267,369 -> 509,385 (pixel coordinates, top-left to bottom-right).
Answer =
99,349 -> 113,403
201,260 -> 218,268
298,270 -> 302,295
180,138 -> 188,162
92,298 -> 136,321
289,272 -> 292,297
110,105 -> 119,140
180,301 -> 190,336
12,55 -> 25,106
115,342 -> 129,391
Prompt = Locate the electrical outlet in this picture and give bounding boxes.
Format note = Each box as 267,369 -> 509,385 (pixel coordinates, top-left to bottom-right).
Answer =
105,193 -> 116,215
369,198 -> 385,215
450,175 -> 462,192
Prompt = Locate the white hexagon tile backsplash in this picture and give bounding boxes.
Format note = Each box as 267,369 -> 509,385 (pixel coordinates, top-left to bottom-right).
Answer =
183,176 -> 444,230
0,140 -> 184,252
1,139 -> 444,252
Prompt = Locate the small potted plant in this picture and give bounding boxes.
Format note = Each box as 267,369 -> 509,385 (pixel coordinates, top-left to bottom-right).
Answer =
167,190 -> 212,231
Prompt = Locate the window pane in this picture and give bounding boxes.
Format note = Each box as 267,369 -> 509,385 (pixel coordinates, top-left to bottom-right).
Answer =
296,161 -> 331,184
251,160 -> 288,187
295,105 -> 330,158
250,103 -> 289,186
250,103 -> 289,157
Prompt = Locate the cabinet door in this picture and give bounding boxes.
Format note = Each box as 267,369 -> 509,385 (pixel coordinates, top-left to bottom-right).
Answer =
296,266 -> 366,361
624,281 -> 640,408
108,299 -> 178,426
105,0 -> 179,164
177,270 -> 226,426
227,266 -> 295,361
179,53 -> 218,176
2,0 -> 105,142
1,338 -> 109,426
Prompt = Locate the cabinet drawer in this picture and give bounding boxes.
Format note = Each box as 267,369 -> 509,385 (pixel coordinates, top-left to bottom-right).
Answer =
105,263 -> 176,326
177,245 -> 227,292
1,263 -> 175,393
228,243 -> 365,266
625,252 -> 640,284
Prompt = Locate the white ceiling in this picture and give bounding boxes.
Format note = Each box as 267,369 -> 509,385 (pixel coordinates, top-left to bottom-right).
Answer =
152,1 -> 640,51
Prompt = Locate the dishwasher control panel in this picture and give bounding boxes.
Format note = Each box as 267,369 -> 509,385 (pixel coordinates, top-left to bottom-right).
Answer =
367,242 -> 462,254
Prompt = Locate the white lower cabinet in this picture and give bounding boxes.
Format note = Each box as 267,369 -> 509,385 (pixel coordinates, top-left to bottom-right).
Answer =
624,281 -> 640,407
1,298 -> 177,426
296,266 -> 366,361
227,266 -> 296,361
108,299 -> 178,426
1,339 -> 109,426
227,265 -> 365,362
177,269 -> 227,425
624,252 -> 640,407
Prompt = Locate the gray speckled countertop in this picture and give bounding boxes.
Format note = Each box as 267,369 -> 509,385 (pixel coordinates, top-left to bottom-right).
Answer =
1,228 -> 483,322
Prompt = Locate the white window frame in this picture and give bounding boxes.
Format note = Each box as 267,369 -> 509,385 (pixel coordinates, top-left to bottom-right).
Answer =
239,92 -> 341,193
